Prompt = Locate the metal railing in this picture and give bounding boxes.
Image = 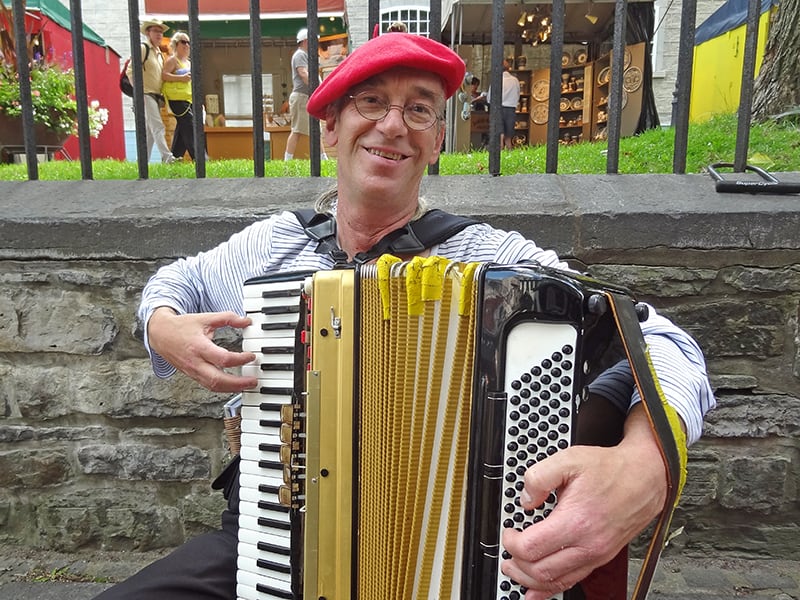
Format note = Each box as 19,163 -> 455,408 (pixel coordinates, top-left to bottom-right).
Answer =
7,0 -> 765,181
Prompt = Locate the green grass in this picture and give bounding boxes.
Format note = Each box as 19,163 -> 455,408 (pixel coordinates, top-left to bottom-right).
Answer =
1,113 -> 797,181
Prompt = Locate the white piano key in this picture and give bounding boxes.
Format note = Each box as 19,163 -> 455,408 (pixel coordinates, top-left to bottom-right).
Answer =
240,390 -> 291,407
240,444 -> 282,466
236,568 -> 292,600
239,514 -> 291,540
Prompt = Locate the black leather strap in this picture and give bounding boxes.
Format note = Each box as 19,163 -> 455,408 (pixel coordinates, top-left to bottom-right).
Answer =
606,292 -> 684,600
293,208 -> 479,265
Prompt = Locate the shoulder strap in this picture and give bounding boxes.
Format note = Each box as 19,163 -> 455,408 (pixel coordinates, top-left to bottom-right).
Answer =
141,43 -> 150,70
606,292 -> 687,600
293,208 -> 480,265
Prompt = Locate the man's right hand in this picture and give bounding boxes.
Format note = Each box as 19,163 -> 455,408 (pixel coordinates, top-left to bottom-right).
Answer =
148,307 -> 258,392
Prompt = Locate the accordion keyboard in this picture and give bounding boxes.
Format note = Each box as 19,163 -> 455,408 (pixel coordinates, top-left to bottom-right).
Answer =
237,276 -> 305,600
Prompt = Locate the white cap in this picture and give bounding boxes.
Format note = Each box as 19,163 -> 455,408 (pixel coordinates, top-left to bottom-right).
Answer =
297,28 -> 308,43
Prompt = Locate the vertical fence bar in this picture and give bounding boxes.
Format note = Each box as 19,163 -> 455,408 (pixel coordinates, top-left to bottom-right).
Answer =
187,0 -> 205,177
368,0 -> 379,39
734,0 -> 760,172
68,0 -> 92,179
488,0 -> 503,176
308,0 -> 321,177
12,0 -> 38,179
127,0 -> 148,179
428,0 -> 442,175
671,0 -> 696,174
545,0 -> 566,173
605,0 -> 628,174
249,0 -> 264,176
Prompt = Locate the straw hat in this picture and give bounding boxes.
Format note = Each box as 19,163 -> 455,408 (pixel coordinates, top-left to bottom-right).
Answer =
141,18 -> 169,35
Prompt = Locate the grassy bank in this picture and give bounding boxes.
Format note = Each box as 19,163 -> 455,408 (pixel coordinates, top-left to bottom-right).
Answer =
1,113 -> 797,181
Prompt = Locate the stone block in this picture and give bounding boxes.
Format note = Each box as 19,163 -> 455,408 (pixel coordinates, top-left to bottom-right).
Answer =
36,489 -> 185,552
703,394 -> 800,439
719,454 -> 792,512
0,449 -> 72,488
3,361 -> 226,420
721,265 -> 800,293
76,444 -> 210,481
668,300 -> 786,359
0,287 -> 118,355
587,265 -> 718,298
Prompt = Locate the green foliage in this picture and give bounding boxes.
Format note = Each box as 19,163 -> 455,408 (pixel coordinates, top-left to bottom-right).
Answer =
0,114 -> 797,180
0,62 -> 109,136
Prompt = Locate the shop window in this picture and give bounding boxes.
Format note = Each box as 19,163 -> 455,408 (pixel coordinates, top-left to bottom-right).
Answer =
651,0 -> 667,78
380,7 -> 430,36
222,74 -> 274,122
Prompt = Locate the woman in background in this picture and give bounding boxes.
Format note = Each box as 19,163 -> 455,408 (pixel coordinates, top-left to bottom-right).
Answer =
162,31 -> 195,160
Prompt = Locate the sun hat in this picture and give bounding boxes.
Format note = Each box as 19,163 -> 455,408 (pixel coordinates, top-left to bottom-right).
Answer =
141,18 -> 169,35
297,28 -> 308,43
306,33 -> 466,120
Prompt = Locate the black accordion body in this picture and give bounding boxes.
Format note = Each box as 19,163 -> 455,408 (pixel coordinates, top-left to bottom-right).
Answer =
235,257 -> 671,600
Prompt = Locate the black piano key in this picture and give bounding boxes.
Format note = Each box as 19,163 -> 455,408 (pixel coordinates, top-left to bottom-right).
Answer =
258,459 -> 284,470
256,582 -> 293,600
259,345 -> 295,354
259,386 -> 294,395
260,321 -> 298,331
257,517 -> 291,531
261,305 -> 300,315
260,363 -> 294,371
257,540 -> 291,556
256,558 -> 291,574
257,500 -> 289,513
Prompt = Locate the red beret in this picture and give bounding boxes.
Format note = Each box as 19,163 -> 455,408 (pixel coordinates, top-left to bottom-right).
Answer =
307,33 -> 465,120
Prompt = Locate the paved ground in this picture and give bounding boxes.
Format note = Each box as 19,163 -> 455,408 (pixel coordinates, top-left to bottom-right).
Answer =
0,544 -> 797,599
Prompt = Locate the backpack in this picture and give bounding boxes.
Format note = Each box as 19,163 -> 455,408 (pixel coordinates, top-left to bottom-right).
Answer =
120,44 -> 150,97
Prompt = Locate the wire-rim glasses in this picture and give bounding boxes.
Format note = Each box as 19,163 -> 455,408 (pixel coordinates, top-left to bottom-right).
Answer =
348,92 -> 442,131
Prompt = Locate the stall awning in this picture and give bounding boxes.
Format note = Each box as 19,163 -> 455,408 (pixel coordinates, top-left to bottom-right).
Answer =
144,0 -> 345,21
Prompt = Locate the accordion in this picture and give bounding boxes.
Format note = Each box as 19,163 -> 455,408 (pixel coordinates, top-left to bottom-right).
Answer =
235,257 -> 683,600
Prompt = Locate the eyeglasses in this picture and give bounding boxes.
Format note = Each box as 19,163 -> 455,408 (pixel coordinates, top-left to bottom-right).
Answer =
348,92 -> 442,131
178,40 -> 190,45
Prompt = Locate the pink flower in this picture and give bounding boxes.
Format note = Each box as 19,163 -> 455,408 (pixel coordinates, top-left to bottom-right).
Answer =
32,90 -> 41,97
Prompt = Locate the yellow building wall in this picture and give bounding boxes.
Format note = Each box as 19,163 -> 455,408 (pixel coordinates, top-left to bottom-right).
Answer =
689,8 -> 774,123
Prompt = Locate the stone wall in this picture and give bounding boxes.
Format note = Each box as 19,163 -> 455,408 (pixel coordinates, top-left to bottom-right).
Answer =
0,174 -> 798,560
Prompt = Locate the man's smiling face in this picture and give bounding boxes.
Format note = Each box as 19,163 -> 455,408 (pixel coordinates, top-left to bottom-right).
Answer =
323,67 -> 446,207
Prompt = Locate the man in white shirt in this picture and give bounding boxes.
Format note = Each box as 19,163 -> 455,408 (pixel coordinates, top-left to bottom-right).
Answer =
95,32 -> 714,600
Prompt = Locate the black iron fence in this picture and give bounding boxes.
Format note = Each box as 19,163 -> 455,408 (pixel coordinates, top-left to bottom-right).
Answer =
6,0 -> 766,181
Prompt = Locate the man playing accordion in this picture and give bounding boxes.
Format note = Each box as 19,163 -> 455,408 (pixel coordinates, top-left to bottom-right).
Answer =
95,32 -> 714,600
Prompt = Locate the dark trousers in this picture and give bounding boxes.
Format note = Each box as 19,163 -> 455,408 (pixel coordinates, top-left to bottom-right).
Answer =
91,458 -> 240,600
168,100 -> 195,160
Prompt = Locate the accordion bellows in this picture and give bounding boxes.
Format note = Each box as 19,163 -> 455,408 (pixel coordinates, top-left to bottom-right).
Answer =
236,256 -> 647,600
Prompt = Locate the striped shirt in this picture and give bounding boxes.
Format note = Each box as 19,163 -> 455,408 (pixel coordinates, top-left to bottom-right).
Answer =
139,210 -> 715,444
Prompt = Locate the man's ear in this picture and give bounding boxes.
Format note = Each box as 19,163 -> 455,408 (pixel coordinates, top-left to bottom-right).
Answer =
322,112 -> 338,147
428,124 -> 445,165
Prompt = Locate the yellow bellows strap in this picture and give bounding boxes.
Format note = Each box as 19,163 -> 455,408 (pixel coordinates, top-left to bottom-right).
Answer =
365,255 -> 478,598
